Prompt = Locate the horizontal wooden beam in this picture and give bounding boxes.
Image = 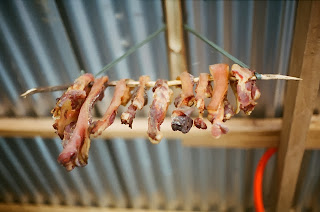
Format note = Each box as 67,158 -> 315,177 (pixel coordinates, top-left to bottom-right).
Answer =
0,203 -> 191,212
0,116 -> 319,149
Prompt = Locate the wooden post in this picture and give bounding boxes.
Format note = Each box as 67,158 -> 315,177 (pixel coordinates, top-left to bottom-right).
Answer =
275,1 -> 320,211
163,0 -> 188,79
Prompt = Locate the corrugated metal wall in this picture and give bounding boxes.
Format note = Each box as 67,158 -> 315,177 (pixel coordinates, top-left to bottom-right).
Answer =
0,0 -> 319,211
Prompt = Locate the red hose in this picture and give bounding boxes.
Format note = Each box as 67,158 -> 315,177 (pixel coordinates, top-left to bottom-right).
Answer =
253,148 -> 277,212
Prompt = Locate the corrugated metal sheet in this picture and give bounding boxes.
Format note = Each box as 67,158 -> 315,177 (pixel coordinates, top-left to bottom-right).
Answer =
186,0 -> 296,118
0,0 -> 319,211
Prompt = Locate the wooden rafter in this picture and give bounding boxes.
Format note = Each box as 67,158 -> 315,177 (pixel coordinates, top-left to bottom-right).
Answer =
163,0 -> 188,79
0,117 -> 320,149
275,1 -> 320,211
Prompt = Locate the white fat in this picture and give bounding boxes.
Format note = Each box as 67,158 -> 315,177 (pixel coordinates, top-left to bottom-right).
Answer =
254,89 -> 261,100
148,134 -> 162,144
225,113 -> 232,120
121,112 -> 129,120
155,134 -> 162,141
133,100 -> 143,109
75,158 -> 81,167
196,100 -> 201,109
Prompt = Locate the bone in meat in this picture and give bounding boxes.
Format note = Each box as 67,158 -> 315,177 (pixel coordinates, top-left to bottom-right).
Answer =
57,76 -> 109,171
52,74 -> 94,142
91,79 -> 131,136
121,75 -> 150,128
207,64 -> 230,138
194,73 -> 212,129
148,79 -> 173,144
230,64 -> 261,115
171,72 -> 195,133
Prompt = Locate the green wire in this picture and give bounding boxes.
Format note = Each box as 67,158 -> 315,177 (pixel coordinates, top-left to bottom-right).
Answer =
95,25 -> 166,77
184,25 -> 263,79
94,24 -> 261,80
184,24 -> 262,80
184,24 -> 250,69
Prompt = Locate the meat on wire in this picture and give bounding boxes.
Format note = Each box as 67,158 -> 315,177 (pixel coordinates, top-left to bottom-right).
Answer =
171,72 -> 195,133
207,64 -> 231,138
57,76 -> 109,171
49,63 -> 266,171
148,79 -> 173,144
194,73 -> 213,129
91,79 -> 132,137
52,73 -> 94,140
230,64 -> 261,115
121,75 -> 150,128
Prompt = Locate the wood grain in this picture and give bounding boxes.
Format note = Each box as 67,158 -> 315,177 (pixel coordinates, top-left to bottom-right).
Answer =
0,117 -> 319,149
163,0 -> 188,79
275,1 -> 320,211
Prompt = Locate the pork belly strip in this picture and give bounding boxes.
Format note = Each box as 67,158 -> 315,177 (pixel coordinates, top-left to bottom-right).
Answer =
207,64 -> 229,138
171,72 -> 195,133
91,79 -> 131,136
52,73 -> 94,140
148,79 -> 173,144
121,75 -> 150,128
230,64 -> 261,115
211,105 -> 229,138
194,73 -> 212,130
174,72 -> 195,107
57,76 -> 109,171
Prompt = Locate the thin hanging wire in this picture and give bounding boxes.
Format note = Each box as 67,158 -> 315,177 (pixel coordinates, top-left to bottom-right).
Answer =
21,25 -> 166,97
95,25 -> 166,77
184,24 -> 250,69
21,24 -> 301,98
184,25 -> 300,81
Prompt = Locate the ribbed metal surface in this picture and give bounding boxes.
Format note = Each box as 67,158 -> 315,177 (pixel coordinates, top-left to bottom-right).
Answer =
0,0 -> 319,211
186,0 -> 296,118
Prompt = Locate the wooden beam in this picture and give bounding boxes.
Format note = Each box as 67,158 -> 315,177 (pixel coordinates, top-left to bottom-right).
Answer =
163,0 -> 188,80
0,203 -> 192,212
0,117 -> 320,149
275,1 -> 320,211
